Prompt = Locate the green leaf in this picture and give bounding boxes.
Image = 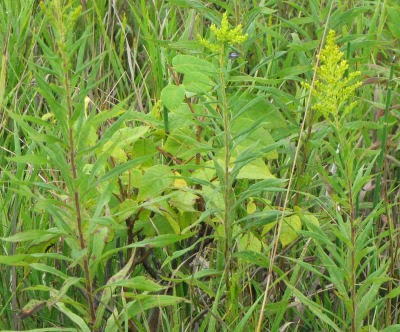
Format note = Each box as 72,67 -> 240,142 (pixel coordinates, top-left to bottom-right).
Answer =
101,126 -> 150,162
298,211 -> 320,229
236,158 -> 274,180
234,250 -> 269,268
285,283 -> 342,332
160,84 -> 185,111
262,214 -> 301,247
55,302 -> 90,332
48,277 -> 83,307
1,229 -> 63,243
172,54 -> 217,75
29,263 -> 69,280
95,256 -> 135,329
386,286 -> 400,299
134,233 -> 193,248
230,93 -> 286,130
182,71 -> 215,94
381,326 -> 400,332
113,199 -> 138,223
131,139 -> 156,167
89,225 -> 110,274
169,190 -> 198,212
103,233 -> 194,259
280,214 -> 302,247
99,276 -> 165,292
8,153 -> 49,166
233,295 -> 263,332
137,165 -> 173,201
126,294 -> 186,316
163,127 -> 212,159
237,231 -> 263,252
1,328 -> 77,332
99,155 -> 152,183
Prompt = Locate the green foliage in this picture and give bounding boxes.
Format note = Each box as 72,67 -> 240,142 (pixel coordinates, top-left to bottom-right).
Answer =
0,0 -> 398,331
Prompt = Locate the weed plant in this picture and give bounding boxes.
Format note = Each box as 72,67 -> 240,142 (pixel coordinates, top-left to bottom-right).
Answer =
0,0 -> 399,331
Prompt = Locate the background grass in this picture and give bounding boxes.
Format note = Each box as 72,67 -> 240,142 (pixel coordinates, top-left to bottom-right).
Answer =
0,0 -> 399,331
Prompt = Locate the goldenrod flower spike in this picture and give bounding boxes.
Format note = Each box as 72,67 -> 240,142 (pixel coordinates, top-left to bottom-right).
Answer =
309,30 -> 361,123
198,12 -> 248,54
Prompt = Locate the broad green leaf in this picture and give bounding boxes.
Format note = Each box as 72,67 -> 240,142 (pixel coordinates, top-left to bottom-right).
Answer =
105,310 -> 119,332
201,184 -> 225,212
246,200 -> 257,214
183,71 -> 215,94
99,155 -> 152,183
232,118 -> 278,159
160,84 -> 185,111
262,214 -> 301,247
109,146 -> 127,163
237,231 -> 263,252
191,160 -> 216,182
298,210 -> 320,229
137,165 -> 173,201
172,54 -> 217,75
166,104 -> 194,131
282,216 -> 301,244
230,93 -> 286,129
163,127 -> 212,160
112,199 -> 138,223
169,190 -> 198,212
77,123 -> 98,149
131,139 -> 156,167
237,158 -> 274,180
101,126 -> 150,162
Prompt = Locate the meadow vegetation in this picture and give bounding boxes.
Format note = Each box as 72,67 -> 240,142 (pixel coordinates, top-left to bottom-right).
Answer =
0,0 -> 399,331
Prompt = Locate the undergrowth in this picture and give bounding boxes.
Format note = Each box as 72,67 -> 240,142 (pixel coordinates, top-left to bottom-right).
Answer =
0,0 -> 399,331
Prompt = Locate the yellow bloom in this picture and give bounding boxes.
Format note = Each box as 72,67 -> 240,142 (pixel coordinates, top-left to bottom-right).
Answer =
198,12 -> 248,54
309,30 -> 361,122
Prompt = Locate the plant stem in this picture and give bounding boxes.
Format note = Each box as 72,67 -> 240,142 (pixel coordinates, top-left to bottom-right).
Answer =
62,57 -> 96,326
341,136 -> 357,332
218,51 -> 232,290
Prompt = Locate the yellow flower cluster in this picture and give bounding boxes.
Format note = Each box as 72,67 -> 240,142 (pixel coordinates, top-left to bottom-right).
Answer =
308,30 -> 361,122
198,12 -> 248,53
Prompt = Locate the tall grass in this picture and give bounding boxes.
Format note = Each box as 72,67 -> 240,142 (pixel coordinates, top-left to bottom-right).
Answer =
0,0 -> 399,331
